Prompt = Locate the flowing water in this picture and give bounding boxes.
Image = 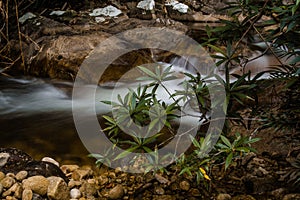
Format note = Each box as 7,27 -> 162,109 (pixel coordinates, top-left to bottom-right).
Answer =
0,52 -> 282,165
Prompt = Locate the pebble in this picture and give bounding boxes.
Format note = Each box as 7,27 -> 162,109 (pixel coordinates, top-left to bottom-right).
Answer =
0,171 -> 5,181
22,189 -> 33,200
22,175 -> 49,196
154,186 -> 165,195
70,188 -> 81,199
60,165 -> 79,174
42,157 -> 60,167
0,183 -> 3,194
217,193 -> 232,200
179,180 -> 190,191
47,176 -> 70,200
283,194 -> 300,200
108,184 -> 124,199
1,176 -> 16,188
15,170 -> 28,181
68,179 -> 82,188
72,169 -> 92,181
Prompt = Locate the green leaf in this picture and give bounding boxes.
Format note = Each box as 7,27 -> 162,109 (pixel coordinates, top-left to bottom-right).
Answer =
221,135 -> 232,148
114,146 -> 139,160
138,66 -> 157,79
225,152 -> 233,170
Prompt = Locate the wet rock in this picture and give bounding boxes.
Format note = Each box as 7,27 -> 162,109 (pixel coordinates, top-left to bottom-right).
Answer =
217,193 -> 232,200
283,193 -> 300,200
108,184 -> 124,199
70,188 -> 81,199
47,176 -> 70,200
22,189 -> 33,200
1,176 -> 16,188
0,148 -> 33,174
22,175 -> 49,196
15,170 -> 28,181
25,161 -> 68,182
179,180 -> 190,191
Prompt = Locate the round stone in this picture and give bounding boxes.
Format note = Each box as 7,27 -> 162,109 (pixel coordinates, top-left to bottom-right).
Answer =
108,184 -> 124,200
22,175 -> 49,196
70,188 -> 81,199
0,176 -> 16,188
16,170 -> 28,181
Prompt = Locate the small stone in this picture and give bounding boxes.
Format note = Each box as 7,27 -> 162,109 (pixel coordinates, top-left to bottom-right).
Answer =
2,189 -> 12,197
15,171 -> 28,181
179,180 -> 190,191
6,173 -> 15,178
154,174 -> 170,185
115,167 -> 122,174
154,186 -> 165,195
1,177 -> 16,188
190,188 -> 201,197
5,196 -> 17,200
283,194 -> 300,200
22,189 -> 33,200
271,188 -> 286,199
42,157 -> 59,167
79,182 -> 97,197
70,188 -> 81,199
108,184 -> 124,199
72,169 -> 92,181
68,179 -> 82,188
217,193 -> 232,200
47,176 -> 70,200
0,171 -> 5,181
98,175 -> 109,185
60,165 -> 79,174
22,175 -> 49,196
232,195 -> 256,200
9,183 -> 22,198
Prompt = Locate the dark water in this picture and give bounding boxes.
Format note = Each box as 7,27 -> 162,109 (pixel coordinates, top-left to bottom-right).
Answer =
0,76 -> 94,165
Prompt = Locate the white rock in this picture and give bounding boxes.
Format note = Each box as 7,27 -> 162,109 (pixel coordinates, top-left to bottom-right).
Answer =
42,157 -> 60,167
70,188 -> 81,199
95,16 -> 106,23
18,12 -> 36,24
137,0 -> 155,10
165,0 -> 189,13
173,3 -> 189,13
49,10 -> 66,16
89,6 -> 122,17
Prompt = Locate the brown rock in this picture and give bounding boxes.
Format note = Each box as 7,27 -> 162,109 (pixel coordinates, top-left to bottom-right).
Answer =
0,171 -> 5,181
15,171 -> 28,181
22,175 -> 49,196
179,180 -> 190,191
232,195 -> 256,200
108,184 -> 124,199
10,183 -> 22,198
47,176 -> 70,200
283,194 -> 300,200
72,169 -> 92,181
22,189 -> 33,200
217,193 -> 232,200
61,165 -> 79,174
1,177 -> 16,188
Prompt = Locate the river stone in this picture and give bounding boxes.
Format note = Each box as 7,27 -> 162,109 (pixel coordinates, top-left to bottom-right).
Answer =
1,176 -> 16,188
70,188 -> 81,199
108,184 -> 124,200
0,148 -> 33,174
22,175 -> 49,196
47,176 -> 70,200
15,170 -> 28,181
22,189 -> 33,200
